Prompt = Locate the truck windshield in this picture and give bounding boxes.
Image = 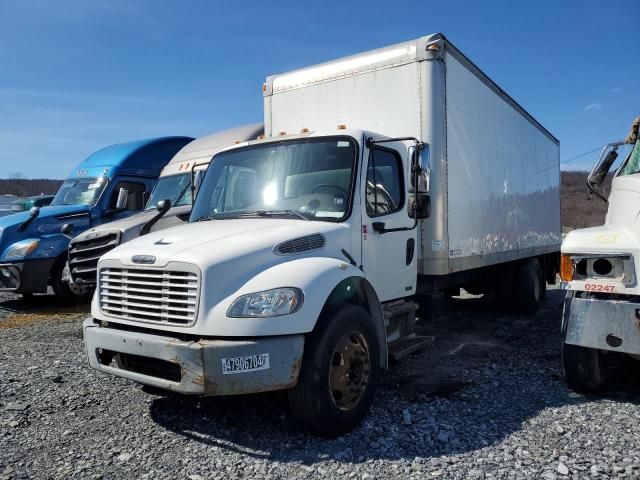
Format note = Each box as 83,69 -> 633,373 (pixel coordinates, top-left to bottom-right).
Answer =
51,177 -> 107,206
145,172 -> 192,210
191,137 -> 356,222
617,141 -> 640,176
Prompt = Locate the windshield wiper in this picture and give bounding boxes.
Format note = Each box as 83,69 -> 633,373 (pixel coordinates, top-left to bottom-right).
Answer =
194,210 -> 312,222
193,215 -> 217,222
244,210 -> 311,220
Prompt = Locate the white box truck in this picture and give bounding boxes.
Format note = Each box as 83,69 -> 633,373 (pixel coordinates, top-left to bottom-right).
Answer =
83,33 -> 560,435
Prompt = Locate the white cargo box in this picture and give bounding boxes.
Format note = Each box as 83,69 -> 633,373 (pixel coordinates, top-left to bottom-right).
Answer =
264,33 -> 560,276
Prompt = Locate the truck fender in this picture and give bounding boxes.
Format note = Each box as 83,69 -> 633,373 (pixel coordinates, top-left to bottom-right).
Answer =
322,276 -> 388,369
201,257 -> 385,350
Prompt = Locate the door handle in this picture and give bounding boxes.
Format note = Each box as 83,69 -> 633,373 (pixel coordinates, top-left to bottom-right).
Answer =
406,238 -> 415,265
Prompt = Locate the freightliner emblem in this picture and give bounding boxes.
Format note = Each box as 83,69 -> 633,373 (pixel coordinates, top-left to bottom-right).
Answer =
132,255 -> 156,265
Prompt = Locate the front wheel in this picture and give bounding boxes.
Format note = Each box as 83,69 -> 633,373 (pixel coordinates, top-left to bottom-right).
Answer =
562,343 -> 607,393
288,304 -> 380,436
51,260 -> 92,305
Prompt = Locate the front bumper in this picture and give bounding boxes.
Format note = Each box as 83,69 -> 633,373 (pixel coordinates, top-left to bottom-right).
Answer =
83,318 -> 305,395
564,293 -> 640,354
0,258 -> 55,293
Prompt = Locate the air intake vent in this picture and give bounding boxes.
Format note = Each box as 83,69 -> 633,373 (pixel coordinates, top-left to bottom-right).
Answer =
275,234 -> 325,255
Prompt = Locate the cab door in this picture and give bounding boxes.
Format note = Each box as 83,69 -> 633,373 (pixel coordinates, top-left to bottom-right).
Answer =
360,142 -> 417,302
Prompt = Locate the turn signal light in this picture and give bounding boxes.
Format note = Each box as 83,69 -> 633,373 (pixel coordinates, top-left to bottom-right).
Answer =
300,127 -> 310,133
278,131 -> 287,136
560,255 -> 574,282
337,124 -> 347,130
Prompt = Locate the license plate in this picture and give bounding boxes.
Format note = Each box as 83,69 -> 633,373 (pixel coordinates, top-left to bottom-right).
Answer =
221,353 -> 270,375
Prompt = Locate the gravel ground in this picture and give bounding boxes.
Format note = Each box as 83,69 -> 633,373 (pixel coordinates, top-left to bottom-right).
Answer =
2,287 -> 640,479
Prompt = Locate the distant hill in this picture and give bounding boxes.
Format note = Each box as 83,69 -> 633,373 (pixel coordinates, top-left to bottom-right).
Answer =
0,172 -> 611,229
0,178 -> 63,197
561,171 -> 611,230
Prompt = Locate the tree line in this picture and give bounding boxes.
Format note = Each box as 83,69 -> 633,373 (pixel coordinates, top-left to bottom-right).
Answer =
0,173 -> 63,197
0,171 -> 609,229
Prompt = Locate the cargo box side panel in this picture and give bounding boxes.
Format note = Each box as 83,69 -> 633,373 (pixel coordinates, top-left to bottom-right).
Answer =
268,63 -> 423,141
445,54 -> 560,272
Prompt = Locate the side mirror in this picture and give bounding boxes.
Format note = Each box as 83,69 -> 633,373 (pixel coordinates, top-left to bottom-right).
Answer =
18,207 -> 40,232
156,199 -> 172,213
194,170 -> 205,192
416,144 -> 430,193
61,223 -> 73,236
587,143 -> 622,201
192,169 -> 205,203
408,194 -> 431,219
115,188 -> 129,210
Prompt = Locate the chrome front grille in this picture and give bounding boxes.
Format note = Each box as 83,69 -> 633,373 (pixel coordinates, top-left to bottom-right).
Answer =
69,231 -> 121,285
99,267 -> 199,325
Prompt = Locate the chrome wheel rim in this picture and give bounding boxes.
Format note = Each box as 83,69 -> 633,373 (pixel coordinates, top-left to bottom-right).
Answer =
328,331 -> 371,411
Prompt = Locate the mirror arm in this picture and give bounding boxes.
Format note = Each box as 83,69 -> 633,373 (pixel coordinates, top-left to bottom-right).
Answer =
140,200 -> 172,236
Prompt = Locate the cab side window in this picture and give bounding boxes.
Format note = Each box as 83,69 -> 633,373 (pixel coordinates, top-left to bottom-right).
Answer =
110,181 -> 146,211
366,148 -> 404,217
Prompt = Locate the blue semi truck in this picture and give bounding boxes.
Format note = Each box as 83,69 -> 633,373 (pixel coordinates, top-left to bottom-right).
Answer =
0,136 -> 193,301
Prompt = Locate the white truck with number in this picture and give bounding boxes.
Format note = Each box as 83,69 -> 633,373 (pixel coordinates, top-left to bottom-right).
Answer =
561,117 -> 640,393
83,33 -> 560,435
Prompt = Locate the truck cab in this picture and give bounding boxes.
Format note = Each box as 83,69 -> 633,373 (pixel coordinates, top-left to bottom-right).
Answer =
84,128 -> 425,435
66,124 -> 263,299
0,136 -> 193,300
561,118 -> 640,392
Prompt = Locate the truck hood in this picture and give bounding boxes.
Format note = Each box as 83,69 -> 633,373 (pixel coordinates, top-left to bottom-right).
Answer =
73,205 -> 192,245
100,218 -> 352,269
562,224 -> 639,255
0,204 -> 90,257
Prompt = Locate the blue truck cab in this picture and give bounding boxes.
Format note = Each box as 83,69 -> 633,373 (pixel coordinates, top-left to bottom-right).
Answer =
0,136 -> 193,300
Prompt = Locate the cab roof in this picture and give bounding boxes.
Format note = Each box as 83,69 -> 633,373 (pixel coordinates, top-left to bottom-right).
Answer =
160,124 -> 263,177
73,136 -> 194,179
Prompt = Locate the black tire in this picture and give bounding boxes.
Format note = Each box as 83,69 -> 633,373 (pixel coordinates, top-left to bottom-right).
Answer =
20,292 -> 35,303
288,304 -> 380,436
515,258 -> 543,314
443,287 -> 460,298
51,259 -> 91,305
562,343 -> 607,393
494,264 -> 516,307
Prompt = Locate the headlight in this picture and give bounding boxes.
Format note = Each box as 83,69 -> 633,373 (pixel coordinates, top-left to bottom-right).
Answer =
5,239 -> 40,260
227,287 -> 303,318
561,253 -> 636,286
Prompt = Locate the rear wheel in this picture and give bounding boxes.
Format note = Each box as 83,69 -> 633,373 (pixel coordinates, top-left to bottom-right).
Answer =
288,304 -> 380,436
562,343 -> 607,393
515,258 -> 543,313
